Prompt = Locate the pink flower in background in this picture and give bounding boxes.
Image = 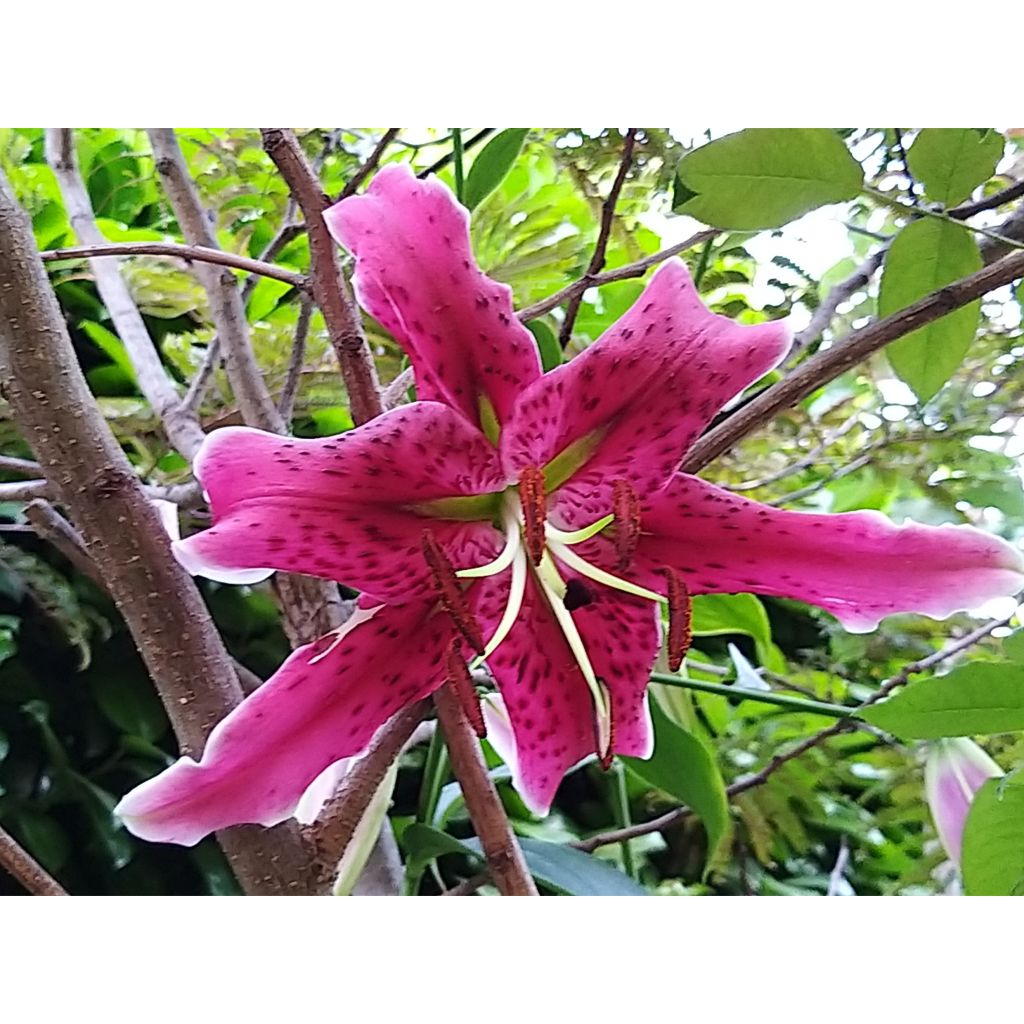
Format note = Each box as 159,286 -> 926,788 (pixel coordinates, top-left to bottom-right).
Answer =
116,165 -> 1024,844
925,738 -> 1003,866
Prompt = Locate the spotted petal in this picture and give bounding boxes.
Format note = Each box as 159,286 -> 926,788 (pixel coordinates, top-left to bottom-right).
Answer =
501,259 -> 792,522
325,164 -> 541,430
115,602 -> 454,845
635,474 -> 1024,633
474,571 -> 658,815
174,402 -> 506,602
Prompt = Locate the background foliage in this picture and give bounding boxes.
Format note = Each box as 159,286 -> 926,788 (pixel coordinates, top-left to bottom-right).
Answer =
2,128 -> 1023,895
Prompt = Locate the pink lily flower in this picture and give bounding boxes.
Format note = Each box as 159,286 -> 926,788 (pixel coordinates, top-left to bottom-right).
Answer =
925,738 -> 1003,867
116,165 -> 1024,845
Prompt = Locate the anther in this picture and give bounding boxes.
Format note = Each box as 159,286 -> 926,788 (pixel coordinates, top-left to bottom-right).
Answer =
563,577 -> 595,611
421,530 -> 485,655
518,465 -> 547,565
445,641 -> 487,738
596,684 -> 616,770
660,567 -> 692,672
611,479 -> 642,571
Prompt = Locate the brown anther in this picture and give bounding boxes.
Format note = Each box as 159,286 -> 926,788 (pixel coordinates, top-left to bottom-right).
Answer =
518,465 -> 547,565
421,530 -> 485,655
660,566 -> 693,672
612,478 -> 642,571
445,641 -> 487,738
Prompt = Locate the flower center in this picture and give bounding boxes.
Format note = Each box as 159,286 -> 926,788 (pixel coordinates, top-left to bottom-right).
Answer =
454,473 -> 668,762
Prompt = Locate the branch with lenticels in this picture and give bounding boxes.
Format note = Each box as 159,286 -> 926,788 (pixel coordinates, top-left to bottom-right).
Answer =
0,169 -> 317,895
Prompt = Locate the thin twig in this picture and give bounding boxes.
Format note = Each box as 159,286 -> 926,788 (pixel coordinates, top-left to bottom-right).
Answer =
335,128 -> 401,202
381,367 -> 416,410
558,129 -> 639,348
950,177 -> 1024,219
683,247 -> 1024,474
826,838 -> 851,895
40,241 -> 307,291
763,453 -> 872,506
574,614 -> 1012,853
434,683 -> 538,896
0,455 -> 43,476
0,479 -> 200,504
180,336 -> 222,416
0,825 -> 68,895
277,295 -> 312,422
419,129 -> 495,178
518,229 -> 717,322
261,128 -> 383,425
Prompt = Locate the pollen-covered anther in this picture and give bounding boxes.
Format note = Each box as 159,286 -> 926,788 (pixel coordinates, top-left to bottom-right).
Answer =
421,530 -> 485,655
596,682 -> 616,770
659,566 -> 693,672
612,478 -> 642,571
445,641 -> 487,738
518,465 -> 547,565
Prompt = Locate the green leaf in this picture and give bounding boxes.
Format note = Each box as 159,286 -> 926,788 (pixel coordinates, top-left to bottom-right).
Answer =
691,593 -> 773,665
623,700 -> 731,872
80,320 -> 138,385
674,129 -> 863,229
1003,632 -> 1024,664
962,776 -> 1024,895
12,810 -> 71,874
401,821 -> 475,877
89,670 -> 168,743
907,129 -> 1004,207
527,320 -> 562,372
465,837 -> 647,895
860,662 -> 1024,739
463,130 -> 529,211
878,219 -> 982,401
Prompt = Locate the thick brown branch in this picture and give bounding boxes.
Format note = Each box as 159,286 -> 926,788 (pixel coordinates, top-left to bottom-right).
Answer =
558,129 -> 638,347
41,242 -> 306,290
0,825 -> 68,895
433,683 -> 538,896
517,229 -> 717,322
261,128 -> 382,425
0,170 -> 315,895
683,247 -> 1024,474
148,128 -> 285,433
44,129 -> 205,459
305,701 -> 430,894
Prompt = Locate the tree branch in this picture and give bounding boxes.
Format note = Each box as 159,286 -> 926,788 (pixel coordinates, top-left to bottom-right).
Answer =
517,229 -> 717,322
0,825 -> 68,895
433,683 -> 538,896
40,242 -> 306,290
334,128 -> 401,203
147,128 -> 286,434
44,128 -> 205,459
683,247 -> 1024,474
277,294 -> 312,423
558,128 -> 638,347
0,169 -> 316,895
261,128 -> 383,425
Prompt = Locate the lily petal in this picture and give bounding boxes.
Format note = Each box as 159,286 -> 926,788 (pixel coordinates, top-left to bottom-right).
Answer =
474,571 -> 659,815
325,164 -> 541,430
114,602 -> 454,845
636,474 -> 1024,633
501,260 -> 791,517
925,738 -> 1003,866
173,402 -> 506,601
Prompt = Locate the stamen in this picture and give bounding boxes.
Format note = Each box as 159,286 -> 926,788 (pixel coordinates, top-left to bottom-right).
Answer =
421,530 -> 485,655
518,465 -> 547,565
547,540 -> 665,605
536,553 -> 612,757
612,479 -> 642,571
473,547 -> 528,668
563,578 -> 595,611
660,567 -> 693,672
544,513 -> 614,546
445,640 -> 487,738
597,681 -> 615,769
456,504 -> 521,579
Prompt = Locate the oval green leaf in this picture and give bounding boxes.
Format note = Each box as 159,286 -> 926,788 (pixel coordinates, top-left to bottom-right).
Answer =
675,129 -> 863,229
962,776 -> 1024,895
860,662 -> 1024,739
907,129 -> 1004,208
463,129 -> 529,211
878,219 -> 982,402
623,699 -> 731,872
